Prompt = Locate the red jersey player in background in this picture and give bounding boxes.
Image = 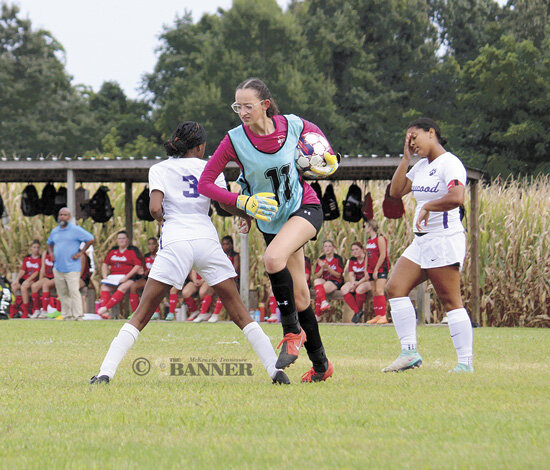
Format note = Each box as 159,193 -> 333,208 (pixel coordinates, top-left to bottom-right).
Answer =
364,220 -> 390,324
10,239 -> 42,318
129,237 -> 159,320
313,240 -> 345,321
30,250 -> 56,318
340,242 -> 372,323
204,235 -> 241,323
98,231 -> 143,319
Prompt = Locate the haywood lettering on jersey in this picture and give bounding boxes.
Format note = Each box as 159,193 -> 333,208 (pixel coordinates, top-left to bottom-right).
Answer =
411,182 -> 440,193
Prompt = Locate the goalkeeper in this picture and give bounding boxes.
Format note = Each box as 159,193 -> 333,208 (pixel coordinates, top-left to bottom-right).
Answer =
198,77 -> 338,383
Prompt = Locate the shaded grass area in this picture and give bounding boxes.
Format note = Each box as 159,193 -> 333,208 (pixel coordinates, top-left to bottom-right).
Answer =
0,322 -> 548,469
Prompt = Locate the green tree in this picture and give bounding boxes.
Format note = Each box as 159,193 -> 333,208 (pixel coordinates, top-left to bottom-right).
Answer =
458,35 -> 550,176
89,81 -> 159,152
145,0 -> 342,154
0,3 -> 99,156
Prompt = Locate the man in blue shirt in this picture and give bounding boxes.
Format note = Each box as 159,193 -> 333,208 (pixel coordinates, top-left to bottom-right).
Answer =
47,207 -> 94,320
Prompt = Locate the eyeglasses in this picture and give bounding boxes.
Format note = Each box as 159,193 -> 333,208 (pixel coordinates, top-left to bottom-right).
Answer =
231,100 -> 265,114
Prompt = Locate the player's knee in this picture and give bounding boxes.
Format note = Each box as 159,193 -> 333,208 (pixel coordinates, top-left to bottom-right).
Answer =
294,288 -> 310,311
385,280 -> 399,299
263,250 -> 286,273
313,278 -> 324,286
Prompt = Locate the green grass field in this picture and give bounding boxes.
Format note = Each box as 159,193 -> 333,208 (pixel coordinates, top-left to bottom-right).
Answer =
0,321 -> 548,469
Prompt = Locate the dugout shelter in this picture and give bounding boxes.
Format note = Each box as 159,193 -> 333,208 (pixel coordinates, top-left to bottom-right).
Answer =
0,155 -> 483,324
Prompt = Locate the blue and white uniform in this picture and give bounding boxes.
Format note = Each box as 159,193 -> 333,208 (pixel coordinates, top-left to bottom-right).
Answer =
147,157 -> 237,289
401,152 -> 467,270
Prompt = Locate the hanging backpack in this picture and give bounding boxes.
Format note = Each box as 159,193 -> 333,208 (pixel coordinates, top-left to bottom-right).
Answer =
40,182 -> 57,216
362,192 -> 374,221
382,183 -> 405,219
322,184 -> 340,221
89,186 -> 114,223
310,181 -> 323,203
0,276 -> 12,320
75,186 -> 90,219
342,183 -> 363,222
54,186 -> 67,217
136,186 -> 154,221
21,184 -> 41,216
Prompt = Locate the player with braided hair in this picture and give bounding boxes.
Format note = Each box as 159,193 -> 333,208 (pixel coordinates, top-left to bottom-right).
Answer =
198,77 -> 338,382
91,121 -> 289,385
383,117 -> 473,373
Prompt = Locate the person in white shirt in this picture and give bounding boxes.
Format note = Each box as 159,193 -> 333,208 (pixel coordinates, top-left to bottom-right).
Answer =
383,117 -> 473,374
90,121 -> 289,385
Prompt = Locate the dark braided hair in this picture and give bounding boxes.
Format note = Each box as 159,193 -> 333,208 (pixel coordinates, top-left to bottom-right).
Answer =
407,117 -> 448,146
236,77 -> 280,118
163,121 -> 207,157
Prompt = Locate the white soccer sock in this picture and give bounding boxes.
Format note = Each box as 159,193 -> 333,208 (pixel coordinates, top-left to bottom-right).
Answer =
98,323 -> 140,379
242,322 -> 279,379
447,308 -> 473,366
389,297 -> 417,351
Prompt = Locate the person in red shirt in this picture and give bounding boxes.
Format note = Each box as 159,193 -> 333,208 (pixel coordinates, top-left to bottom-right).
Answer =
205,235 -> 241,323
364,220 -> 390,324
340,242 -> 372,323
10,240 -> 42,318
129,237 -> 159,319
30,250 -> 56,318
98,231 -> 143,319
313,240 -> 345,321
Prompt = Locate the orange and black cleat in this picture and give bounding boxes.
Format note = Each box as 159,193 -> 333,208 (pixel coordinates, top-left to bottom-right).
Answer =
275,328 -> 307,369
301,360 -> 334,383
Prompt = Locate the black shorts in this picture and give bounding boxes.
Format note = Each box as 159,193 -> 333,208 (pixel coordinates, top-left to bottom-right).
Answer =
262,204 -> 323,246
368,270 -> 388,281
81,275 -> 91,287
328,279 -> 344,289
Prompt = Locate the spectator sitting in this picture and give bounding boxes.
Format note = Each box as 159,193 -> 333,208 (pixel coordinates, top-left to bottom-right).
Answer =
175,271 -> 201,322
10,239 -> 42,318
129,237 -> 160,320
30,250 -> 56,318
364,220 -> 390,324
313,240 -> 345,321
97,230 -> 143,319
341,241 -> 372,323
206,235 -> 241,323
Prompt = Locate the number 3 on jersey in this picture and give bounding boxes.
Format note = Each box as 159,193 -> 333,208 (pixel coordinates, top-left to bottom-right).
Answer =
182,175 -> 199,198
265,164 -> 291,204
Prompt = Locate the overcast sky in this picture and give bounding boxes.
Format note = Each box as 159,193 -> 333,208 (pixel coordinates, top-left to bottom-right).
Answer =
13,0 -> 288,99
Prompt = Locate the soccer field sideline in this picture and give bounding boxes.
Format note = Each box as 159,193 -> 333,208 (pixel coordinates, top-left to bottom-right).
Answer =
1,322 -> 548,469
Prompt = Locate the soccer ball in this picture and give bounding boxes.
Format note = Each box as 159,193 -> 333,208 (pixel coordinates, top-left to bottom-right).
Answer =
295,132 -> 330,172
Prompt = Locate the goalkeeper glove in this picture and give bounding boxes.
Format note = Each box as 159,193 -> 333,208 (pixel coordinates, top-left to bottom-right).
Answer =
304,152 -> 340,178
236,192 -> 278,222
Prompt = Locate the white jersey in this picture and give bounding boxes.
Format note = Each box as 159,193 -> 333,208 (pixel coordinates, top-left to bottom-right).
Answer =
406,152 -> 466,234
148,157 -> 226,246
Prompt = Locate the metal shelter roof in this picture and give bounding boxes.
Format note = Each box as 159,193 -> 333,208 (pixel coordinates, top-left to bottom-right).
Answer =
0,156 -> 483,183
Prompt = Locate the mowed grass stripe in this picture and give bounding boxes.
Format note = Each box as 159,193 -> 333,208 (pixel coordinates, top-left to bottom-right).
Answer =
0,322 -> 548,469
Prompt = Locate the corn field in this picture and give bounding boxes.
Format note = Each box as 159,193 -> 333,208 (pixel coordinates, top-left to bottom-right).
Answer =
1,176 -> 548,327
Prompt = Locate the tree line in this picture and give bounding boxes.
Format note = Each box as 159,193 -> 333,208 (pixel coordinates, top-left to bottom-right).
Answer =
0,0 -> 548,177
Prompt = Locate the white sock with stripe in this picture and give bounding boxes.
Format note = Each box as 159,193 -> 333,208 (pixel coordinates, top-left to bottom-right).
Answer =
447,308 -> 473,366
243,322 -> 279,379
99,323 -> 140,379
389,297 -> 417,351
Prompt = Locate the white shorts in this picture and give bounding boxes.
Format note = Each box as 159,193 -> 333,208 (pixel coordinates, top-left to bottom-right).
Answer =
401,231 -> 466,271
148,239 -> 237,290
